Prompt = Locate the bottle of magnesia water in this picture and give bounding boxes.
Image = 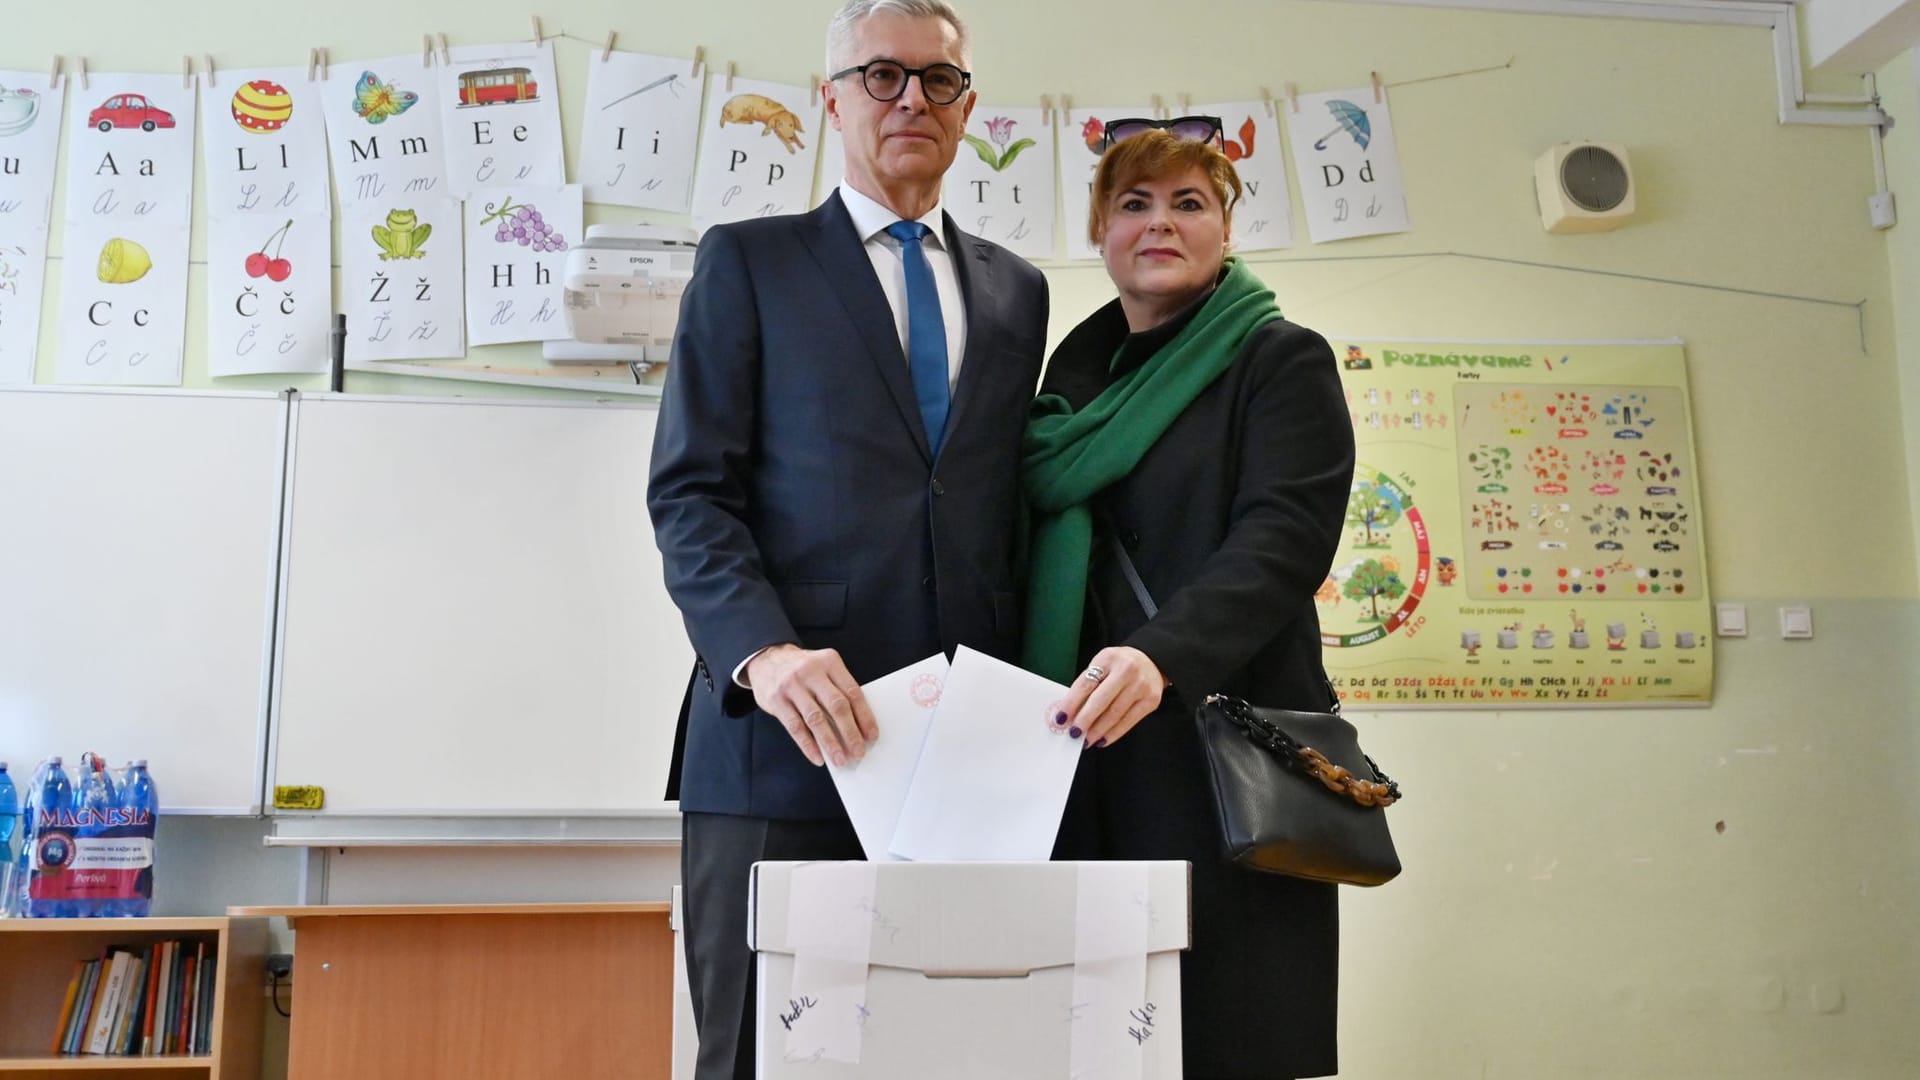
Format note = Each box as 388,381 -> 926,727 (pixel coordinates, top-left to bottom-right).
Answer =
0,763 -> 15,916
72,754 -> 118,918
119,761 -> 158,917
25,758 -> 73,918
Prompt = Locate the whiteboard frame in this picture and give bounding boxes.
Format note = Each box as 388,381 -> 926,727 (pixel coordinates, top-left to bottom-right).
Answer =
0,385 -> 291,815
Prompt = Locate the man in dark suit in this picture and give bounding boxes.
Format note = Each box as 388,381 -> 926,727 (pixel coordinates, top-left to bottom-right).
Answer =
646,2 -> 1048,1076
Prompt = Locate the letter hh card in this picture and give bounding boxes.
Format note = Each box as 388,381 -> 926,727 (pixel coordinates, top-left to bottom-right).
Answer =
580,50 -> 703,212
320,55 -> 450,209
690,75 -> 820,234
1286,86 -> 1411,243
944,106 -> 1057,261
200,67 -> 331,220
438,42 -> 565,201
464,184 -> 581,345
342,197 -> 466,361
1058,104 -> 1152,262
1196,100 -> 1294,252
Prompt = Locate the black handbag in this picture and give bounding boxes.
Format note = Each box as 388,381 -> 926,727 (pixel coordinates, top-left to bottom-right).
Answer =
1108,534 -> 1403,886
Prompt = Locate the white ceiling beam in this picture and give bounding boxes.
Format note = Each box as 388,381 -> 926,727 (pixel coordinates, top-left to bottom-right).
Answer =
1803,0 -> 1920,74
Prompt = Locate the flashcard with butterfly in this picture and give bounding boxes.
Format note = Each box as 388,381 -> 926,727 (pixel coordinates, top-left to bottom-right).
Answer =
200,66 -> 331,219
319,55 -> 449,208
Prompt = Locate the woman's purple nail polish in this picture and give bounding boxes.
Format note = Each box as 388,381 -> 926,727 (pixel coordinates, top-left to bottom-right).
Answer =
1094,738 -> 1108,748
1067,726 -> 1083,739
1054,711 -> 1069,726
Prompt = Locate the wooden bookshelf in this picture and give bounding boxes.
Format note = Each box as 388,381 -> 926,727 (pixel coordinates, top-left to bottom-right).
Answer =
230,903 -> 673,1080
0,916 -> 264,1080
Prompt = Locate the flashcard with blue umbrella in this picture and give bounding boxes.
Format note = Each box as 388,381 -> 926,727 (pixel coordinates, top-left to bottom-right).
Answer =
1313,100 -> 1371,151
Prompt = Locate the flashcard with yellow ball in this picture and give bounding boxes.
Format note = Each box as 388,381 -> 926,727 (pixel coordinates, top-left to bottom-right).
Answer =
200,67 -> 331,218
55,218 -> 190,385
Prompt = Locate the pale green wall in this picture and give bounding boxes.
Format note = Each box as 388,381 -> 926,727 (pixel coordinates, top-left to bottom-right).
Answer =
9,1 -> 1920,1077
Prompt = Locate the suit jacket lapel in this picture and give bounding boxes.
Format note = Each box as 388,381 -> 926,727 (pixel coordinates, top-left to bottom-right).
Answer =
800,192 -> 932,463
942,214 -> 998,446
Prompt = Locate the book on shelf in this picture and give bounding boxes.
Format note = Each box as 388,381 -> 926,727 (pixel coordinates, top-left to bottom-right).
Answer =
52,960 -> 86,1056
43,937 -> 219,1058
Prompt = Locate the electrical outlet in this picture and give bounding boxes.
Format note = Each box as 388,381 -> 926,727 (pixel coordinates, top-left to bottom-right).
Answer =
265,953 -> 294,979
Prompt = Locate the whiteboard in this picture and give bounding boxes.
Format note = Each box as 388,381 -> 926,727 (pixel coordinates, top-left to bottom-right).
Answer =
0,388 -> 287,814
269,394 -> 691,815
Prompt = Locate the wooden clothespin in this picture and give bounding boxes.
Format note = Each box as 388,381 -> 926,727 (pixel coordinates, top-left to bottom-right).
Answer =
183,56 -> 194,90
423,34 -> 435,67
1150,94 -> 1164,119
530,15 -> 544,44
1370,70 -> 1383,103
1285,82 -> 1299,114
310,48 -> 329,82
1259,86 -> 1275,118
48,55 -> 61,90
307,49 -> 319,83
1061,93 -> 1074,119
438,33 -> 451,65
726,61 -> 736,92
601,30 -> 617,62
690,46 -> 705,79
1040,94 -> 1053,125
77,57 -> 88,92
1178,92 -> 1191,114
810,75 -> 821,106
204,54 -> 217,88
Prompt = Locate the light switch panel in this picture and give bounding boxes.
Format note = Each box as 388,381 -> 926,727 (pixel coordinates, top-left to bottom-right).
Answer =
1779,606 -> 1813,639
1715,603 -> 1747,637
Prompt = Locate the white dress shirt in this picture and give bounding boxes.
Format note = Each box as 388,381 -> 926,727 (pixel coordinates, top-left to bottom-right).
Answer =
836,182 -> 968,390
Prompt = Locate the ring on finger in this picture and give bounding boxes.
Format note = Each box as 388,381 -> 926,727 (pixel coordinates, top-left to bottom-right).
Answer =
1082,665 -> 1106,684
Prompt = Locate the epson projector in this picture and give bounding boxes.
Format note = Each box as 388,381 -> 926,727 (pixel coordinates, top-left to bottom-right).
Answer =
544,224 -> 699,367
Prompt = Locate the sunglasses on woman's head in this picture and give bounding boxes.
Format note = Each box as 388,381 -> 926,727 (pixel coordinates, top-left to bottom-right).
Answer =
1100,115 -> 1225,151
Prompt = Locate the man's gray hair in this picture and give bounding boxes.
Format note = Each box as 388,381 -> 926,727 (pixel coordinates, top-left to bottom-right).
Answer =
825,0 -> 971,74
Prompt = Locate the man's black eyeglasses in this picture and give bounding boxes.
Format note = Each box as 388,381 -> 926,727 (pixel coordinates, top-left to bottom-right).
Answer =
1100,115 -> 1225,151
829,60 -> 972,106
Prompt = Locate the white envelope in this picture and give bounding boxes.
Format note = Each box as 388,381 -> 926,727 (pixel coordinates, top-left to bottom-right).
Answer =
827,653 -> 947,861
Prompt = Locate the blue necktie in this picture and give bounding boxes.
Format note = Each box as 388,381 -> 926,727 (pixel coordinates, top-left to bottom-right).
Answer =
884,220 -> 949,455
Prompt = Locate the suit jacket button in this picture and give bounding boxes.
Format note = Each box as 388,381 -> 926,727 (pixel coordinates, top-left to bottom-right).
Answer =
931,479 -> 946,496
1124,529 -> 1142,549
922,576 -> 935,593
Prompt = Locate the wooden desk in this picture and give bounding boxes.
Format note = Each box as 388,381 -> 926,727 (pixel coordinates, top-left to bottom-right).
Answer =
231,903 -> 672,1080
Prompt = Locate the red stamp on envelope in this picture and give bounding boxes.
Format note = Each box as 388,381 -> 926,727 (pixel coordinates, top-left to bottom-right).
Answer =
910,673 -> 942,708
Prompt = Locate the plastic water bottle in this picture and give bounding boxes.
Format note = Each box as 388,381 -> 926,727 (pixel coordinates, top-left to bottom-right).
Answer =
0,763 -> 16,916
25,757 -> 72,917
119,761 -> 158,917
72,754 -> 117,918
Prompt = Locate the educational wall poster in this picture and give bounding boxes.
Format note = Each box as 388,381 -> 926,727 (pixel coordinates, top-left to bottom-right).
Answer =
463,183 -> 581,346
944,106 -> 1056,262
200,66 -> 333,376
691,75 -> 821,233
438,42 -> 566,200
0,230 -> 49,383
1057,103 -> 1152,261
1286,86 -> 1411,243
320,54 -> 452,208
58,74 -> 197,385
54,219 -> 190,385
0,70 -> 66,224
1196,99 -> 1293,252
340,197 -> 466,361
1318,340 -> 1712,706
579,49 -> 704,211
204,216 -> 333,376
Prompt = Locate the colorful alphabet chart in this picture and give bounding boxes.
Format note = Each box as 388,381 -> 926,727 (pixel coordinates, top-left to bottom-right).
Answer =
1319,339 -> 1712,706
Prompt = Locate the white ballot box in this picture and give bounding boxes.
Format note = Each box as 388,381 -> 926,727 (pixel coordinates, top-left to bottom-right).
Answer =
751,860 -> 1190,1079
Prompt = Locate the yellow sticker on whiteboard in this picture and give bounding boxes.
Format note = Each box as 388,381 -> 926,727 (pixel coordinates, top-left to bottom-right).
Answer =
273,785 -> 325,810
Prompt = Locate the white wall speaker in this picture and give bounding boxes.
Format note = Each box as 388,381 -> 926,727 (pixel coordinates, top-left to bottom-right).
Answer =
1535,141 -> 1635,234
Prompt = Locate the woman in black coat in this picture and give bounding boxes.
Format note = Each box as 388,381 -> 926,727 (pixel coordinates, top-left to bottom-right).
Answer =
1023,120 -> 1356,1079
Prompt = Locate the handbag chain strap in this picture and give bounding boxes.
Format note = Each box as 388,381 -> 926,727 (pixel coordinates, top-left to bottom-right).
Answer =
1107,533 -> 1399,809
1204,694 -> 1401,808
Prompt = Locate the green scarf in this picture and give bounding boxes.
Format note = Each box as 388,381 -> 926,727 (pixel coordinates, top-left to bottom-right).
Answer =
1020,258 -> 1284,682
